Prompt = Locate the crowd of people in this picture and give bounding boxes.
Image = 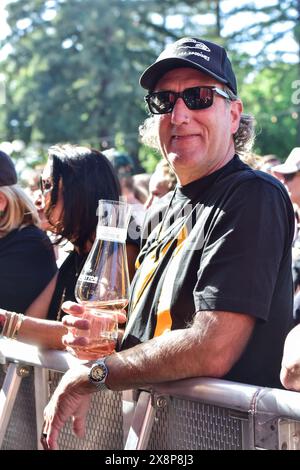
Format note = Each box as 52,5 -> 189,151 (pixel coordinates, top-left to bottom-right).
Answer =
0,36 -> 300,450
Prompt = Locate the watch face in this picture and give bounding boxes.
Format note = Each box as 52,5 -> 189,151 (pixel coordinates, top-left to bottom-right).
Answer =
90,363 -> 107,383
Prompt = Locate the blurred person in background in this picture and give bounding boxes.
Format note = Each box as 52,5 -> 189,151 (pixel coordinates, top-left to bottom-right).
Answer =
272,148 -> 300,213
103,148 -> 146,227
145,159 -> 177,209
272,148 -> 300,323
102,148 -> 135,194
132,173 -> 151,205
0,150 -> 57,314
18,165 -> 52,232
21,165 -> 44,194
258,154 -> 281,175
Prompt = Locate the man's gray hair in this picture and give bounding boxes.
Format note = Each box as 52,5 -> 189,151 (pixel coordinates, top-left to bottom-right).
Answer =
139,89 -> 256,162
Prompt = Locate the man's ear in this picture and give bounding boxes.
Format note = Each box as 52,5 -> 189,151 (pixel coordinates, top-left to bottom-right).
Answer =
230,99 -> 243,134
0,191 -> 8,212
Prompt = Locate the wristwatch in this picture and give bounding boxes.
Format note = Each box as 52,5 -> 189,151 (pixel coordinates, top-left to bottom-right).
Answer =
88,357 -> 110,392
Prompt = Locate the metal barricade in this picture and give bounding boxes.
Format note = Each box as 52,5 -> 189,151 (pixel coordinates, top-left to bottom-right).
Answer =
0,363 -> 37,449
125,380 -> 256,450
1,338 -> 300,450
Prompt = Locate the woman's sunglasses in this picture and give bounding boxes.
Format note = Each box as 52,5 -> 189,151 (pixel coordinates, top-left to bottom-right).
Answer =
145,86 -> 231,115
39,176 -> 53,194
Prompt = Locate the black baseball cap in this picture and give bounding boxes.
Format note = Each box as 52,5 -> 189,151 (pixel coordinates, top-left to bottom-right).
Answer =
0,150 -> 17,186
140,37 -> 237,95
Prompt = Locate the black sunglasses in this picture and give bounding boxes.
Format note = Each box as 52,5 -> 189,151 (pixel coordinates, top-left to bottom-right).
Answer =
283,172 -> 299,183
145,86 -> 231,115
39,176 -> 53,194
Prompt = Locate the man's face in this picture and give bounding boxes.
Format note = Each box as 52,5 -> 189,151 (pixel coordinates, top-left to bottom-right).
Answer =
155,68 -> 242,185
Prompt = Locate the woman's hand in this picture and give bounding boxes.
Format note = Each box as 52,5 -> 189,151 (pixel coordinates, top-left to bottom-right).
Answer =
61,301 -> 127,324
61,301 -> 126,359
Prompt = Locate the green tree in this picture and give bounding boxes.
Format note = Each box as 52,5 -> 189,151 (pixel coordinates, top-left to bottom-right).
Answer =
2,0 -> 150,162
242,62 -> 299,158
220,0 -> 300,146
0,0 -> 221,170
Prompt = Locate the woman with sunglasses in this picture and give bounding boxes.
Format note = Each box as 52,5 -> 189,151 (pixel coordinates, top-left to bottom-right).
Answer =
0,150 -> 57,317
30,144 -> 139,318
0,144 -> 139,349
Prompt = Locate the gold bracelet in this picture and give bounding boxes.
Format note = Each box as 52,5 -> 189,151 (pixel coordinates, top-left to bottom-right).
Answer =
0,309 -> 7,336
11,314 -> 25,340
2,311 -> 12,337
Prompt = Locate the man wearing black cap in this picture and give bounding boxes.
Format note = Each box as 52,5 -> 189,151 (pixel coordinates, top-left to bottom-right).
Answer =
42,38 -> 295,449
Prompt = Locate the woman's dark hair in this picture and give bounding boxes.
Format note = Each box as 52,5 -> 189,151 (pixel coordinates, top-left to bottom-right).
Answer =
46,144 -> 121,253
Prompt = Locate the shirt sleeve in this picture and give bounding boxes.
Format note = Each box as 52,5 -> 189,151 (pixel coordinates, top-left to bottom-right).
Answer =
193,179 -> 294,320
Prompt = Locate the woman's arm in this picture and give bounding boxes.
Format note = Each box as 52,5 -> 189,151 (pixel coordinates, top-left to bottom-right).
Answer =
0,308 -> 67,349
0,303 -> 120,354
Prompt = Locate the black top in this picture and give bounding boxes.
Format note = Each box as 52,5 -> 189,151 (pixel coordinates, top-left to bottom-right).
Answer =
0,225 -> 57,313
121,155 -> 295,388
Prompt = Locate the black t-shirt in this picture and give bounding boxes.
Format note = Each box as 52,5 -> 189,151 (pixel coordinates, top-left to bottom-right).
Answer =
121,155 -> 295,388
0,225 -> 57,313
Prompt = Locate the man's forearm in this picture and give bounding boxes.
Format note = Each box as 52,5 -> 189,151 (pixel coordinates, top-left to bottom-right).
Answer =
106,328 -> 209,390
41,312 -> 255,451
106,311 -> 255,391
